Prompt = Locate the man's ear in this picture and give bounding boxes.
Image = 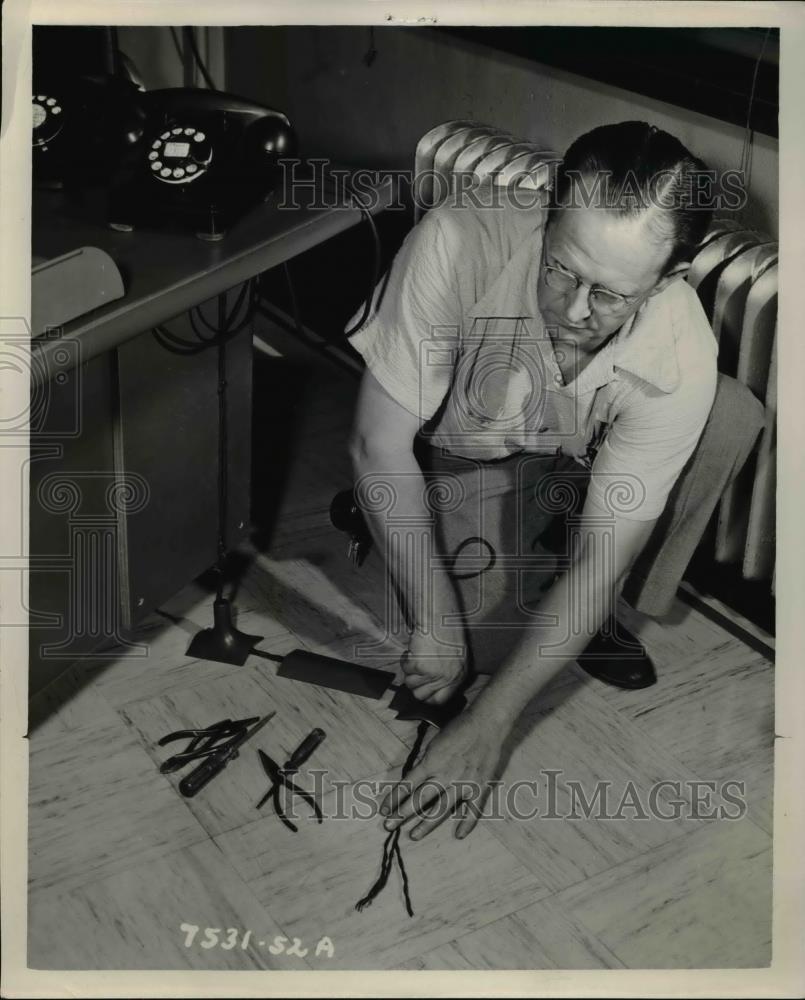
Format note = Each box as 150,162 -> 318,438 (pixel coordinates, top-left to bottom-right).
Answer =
649,261 -> 690,296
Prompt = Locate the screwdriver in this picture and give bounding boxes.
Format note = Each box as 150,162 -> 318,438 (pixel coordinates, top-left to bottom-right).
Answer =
178,711 -> 276,798
285,728 -> 327,772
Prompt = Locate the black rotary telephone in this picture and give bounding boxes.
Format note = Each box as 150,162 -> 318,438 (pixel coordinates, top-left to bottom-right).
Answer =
32,73 -> 147,188
107,88 -> 297,240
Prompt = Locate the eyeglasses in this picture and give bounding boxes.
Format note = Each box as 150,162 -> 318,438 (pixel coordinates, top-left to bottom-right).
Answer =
541,242 -> 643,316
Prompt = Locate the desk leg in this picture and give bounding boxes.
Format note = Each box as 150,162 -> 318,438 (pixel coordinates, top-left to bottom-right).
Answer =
115,289 -> 253,628
184,292 -> 263,665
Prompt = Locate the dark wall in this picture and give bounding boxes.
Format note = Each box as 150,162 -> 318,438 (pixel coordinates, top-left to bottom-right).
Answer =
225,25 -> 778,236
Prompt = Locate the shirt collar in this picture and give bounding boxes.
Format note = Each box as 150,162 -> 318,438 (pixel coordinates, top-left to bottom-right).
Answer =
610,287 -> 681,393
466,219 -> 682,395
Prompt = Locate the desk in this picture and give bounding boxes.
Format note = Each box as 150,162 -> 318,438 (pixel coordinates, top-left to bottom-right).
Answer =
29,169 -> 389,696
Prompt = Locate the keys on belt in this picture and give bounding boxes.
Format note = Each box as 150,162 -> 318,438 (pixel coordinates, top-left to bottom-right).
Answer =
330,489 -> 373,566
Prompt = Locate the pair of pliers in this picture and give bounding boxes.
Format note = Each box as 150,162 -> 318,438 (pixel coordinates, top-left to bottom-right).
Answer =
157,717 -> 259,773
256,728 -> 326,832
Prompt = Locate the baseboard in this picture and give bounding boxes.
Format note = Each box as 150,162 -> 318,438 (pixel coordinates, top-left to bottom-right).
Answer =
677,580 -> 775,661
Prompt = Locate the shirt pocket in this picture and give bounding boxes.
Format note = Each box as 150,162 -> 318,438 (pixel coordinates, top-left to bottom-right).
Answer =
559,385 -> 612,470
584,386 -> 615,464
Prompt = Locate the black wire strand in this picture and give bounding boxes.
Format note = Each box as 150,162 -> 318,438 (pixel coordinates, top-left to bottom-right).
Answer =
355,720 -> 429,917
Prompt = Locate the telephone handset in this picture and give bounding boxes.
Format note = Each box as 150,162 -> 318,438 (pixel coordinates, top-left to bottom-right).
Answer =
32,74 -> 147,188
108,88 -> 297,241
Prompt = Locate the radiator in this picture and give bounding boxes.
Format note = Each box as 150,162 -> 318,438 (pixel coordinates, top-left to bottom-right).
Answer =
414,121 -> 777,583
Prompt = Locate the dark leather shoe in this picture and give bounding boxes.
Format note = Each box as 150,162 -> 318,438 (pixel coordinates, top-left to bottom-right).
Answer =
576,620 -> 657,689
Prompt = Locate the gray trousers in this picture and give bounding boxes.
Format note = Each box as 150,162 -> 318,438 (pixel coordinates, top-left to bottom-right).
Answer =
421,373 -> 765,675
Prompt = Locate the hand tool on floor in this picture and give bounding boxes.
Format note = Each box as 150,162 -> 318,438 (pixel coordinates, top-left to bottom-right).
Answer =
256,728 -> 327,832
249,646 -> 468,916
168,712 -> 276,798
157,716 -> 260,773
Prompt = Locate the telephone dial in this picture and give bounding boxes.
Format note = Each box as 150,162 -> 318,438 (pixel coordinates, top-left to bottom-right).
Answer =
108,88 -> 297,240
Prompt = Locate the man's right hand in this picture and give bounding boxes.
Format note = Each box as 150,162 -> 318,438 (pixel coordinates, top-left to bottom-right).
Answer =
401,629 -> 469,705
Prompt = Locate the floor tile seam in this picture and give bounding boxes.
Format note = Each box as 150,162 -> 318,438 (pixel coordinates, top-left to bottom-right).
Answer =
567,673 -> 775,810
482,810 -> 737,897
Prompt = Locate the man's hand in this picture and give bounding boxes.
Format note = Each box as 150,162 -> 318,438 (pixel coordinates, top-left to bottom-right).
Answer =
401,629 -> 468,705
379,711 -> 504,840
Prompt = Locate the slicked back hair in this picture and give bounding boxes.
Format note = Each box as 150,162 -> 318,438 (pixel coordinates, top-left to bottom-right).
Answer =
547,121 -> 714,275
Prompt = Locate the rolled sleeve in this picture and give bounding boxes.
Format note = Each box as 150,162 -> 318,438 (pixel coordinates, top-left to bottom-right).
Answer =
347,210 -> 462,423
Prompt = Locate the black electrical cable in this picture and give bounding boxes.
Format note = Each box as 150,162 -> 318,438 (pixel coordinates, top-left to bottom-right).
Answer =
108,27 -> 121,77
225,280 -> 252,326
168,26 -> 185,68
223,287 -> 260,338
249,648 -> 284,664
194,279 -> 255,336
152,279 -> 257,356
739,28 -> 773,186
271,173 -> 382,345
337,176 -> 382,338
188,309 -> 219,344
450,535 -> 496,579
184,26 -> 217,91
363,26 -> 378,67
152,324 -> 209,355
276,262 -> 364,372
191,301 -> 220,335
